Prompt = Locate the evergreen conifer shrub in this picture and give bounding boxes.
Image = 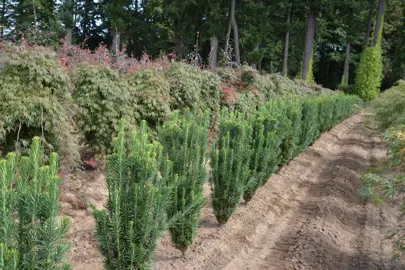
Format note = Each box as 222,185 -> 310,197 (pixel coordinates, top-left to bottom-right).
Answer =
210,109 -> 252,224
0,137 -> 71,269
92,120 -> 172,269
354,46 -> 383,101
317,95 -> 336,132
159,108 -> 210,254
280,99 -> 303,164
244,110 -> 284,201
296,97 -> 319,154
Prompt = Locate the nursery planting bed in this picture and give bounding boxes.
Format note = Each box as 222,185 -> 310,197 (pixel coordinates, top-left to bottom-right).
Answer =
61,112 -> 404,270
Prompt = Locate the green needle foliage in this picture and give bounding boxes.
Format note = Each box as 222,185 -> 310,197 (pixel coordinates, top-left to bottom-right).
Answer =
0,137 -> 71,270
317,94 -> 336,133
280,99 -> 303,164
354,46 -> 383,101
210,109 -> 252,224
159,107 -> 210,254
244,101 -> 288,202
296,97 -> 319,154
92,119 -> 172,270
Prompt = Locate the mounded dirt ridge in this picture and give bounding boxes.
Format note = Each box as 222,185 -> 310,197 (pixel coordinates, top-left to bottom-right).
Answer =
62,112 -> 404,270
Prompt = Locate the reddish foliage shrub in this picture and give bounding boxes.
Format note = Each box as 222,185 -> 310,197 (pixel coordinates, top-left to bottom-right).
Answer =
58,37 -> 172,74
220,84 -> 238,104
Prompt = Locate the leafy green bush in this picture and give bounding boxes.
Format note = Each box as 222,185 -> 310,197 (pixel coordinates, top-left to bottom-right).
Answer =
0,137 -> 71,269
165,64 -> 212,109
234,91 -> 265,115
92,120 -> 172,269
210,109 -> 252,224
72,65 -> 136,152
358,81 -> 405,259
369,80 -> 405,130
164,63 -> 221,129
0,45 -> 79,169
354,46 -> 383,101
128,68 -> 172,126
158,108 -> 210,254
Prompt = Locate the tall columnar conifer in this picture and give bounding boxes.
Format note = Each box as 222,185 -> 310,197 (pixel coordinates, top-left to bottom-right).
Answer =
280,99 -> 303,164
158,107 -> 210,254
92,119 -> 173,269
296,97 -> 320,154
317,95 -> 336,132
244,110 -> 283,202
210,109 -> 252,224
0,137 -> 71,270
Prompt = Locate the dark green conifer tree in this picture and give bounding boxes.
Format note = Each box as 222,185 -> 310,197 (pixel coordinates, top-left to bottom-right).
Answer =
296,97 -> 319,154
210,108 -> 252,224
0,137 -> 71,269
92,119 -> 173,269
158,107 -> 210,254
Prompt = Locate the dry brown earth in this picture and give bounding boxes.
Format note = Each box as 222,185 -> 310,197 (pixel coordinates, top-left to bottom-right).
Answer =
62,112 -> 404,270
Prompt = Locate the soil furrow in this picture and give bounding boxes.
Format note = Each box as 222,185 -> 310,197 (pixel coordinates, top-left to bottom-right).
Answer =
64,112 -> 404,270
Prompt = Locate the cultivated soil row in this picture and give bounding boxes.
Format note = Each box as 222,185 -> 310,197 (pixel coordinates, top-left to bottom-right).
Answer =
62,112 -> 404,270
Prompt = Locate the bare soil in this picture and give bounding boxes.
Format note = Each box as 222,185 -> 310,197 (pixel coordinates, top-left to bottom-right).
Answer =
62,112 -> 405,270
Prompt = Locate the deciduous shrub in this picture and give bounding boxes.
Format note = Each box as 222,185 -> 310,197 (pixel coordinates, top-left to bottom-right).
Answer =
369,80 -> 405,130
234,91 -> 265,115
164,63 -> 221,126
159,108 -> 210,253
359,82 -> 405,258
210,109 -> 252,224
72,65 -> 136,152
0,45 -> 79,169
0,137 -> 71,269
92,120 -> 172,269
128,68 -> 172,126
164,63 -> 204,109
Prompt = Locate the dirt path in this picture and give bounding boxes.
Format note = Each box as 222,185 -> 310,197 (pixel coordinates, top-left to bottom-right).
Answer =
64,112 -> 404,270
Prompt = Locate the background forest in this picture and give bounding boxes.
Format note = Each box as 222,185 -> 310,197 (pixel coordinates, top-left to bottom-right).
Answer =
0,0 -> 404,90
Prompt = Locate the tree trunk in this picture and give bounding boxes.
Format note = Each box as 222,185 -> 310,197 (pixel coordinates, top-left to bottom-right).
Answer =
342,42 -> 351,85
174,26 -> 184,60
256,0 -> 263,70
224,9 -> 232,56
1,0 -> 6,38
372,0 -> 386,46
301,9 -> 316,81
402,66 -> 405,81
112,28 -> 120,52
209,35 -> 218,69
65,0 -> 73,45
364,0 -> 376,47
231,0 -> 240,65
282,6 -> 291,77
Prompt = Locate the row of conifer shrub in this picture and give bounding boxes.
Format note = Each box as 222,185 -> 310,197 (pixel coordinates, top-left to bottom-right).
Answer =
210,93 -> 362,224
91,92 -> 361,268
0,92 -> 360,269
